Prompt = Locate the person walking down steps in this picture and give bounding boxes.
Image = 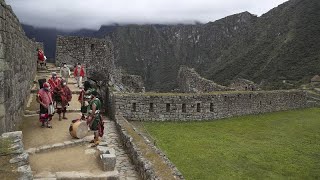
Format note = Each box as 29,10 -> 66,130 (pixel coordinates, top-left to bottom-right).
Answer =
74,63 -> 85,88
60,63 -> 71,84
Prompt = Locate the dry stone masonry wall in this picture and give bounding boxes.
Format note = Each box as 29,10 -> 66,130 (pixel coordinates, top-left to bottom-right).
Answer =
56,36 -> 116,82
113,90 -> 307,121
0,0 -> 40,134
177,66 -> 231,93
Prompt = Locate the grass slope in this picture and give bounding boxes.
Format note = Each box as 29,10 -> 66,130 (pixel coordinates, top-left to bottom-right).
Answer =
144,108 -> 320,179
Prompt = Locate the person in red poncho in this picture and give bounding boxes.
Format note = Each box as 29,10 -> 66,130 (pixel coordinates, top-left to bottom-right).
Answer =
48,72 -> 61,90
53,79 -> 72,120
37,48 -> 47,69
73,63 -> 85,88
36,82 -> 54,128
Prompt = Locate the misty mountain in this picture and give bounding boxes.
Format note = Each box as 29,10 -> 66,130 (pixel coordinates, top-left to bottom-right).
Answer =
22,0 -> 320,92
107,0 -> 320,91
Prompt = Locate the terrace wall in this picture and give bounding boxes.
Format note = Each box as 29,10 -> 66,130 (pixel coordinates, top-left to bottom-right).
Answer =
112,90 -> 307,121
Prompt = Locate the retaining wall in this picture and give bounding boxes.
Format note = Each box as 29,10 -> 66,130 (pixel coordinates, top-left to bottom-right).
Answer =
113,90 -> 307,121
0,1 -> 39,134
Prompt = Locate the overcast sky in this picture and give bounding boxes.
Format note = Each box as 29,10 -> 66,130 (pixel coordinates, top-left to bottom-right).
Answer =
6,0 -> 288,30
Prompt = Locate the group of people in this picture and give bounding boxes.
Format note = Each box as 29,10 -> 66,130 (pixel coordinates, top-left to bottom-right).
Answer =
60,63 -> 86,88
36,72 -> 72,128
36,62 -> 103,146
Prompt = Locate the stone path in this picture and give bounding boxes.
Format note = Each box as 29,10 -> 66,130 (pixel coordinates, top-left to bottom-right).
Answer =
23,63 -> 140,179
104,119 -> 140,180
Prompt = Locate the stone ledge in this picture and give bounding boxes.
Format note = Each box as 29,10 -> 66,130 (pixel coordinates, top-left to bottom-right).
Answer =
1,131 -> 33,180
34,171 -> 119,180
26,136 -> 93,154
114,115 -> 185,180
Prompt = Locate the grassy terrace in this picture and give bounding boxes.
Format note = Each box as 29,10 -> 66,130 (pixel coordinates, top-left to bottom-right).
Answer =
143,108 -> 320,179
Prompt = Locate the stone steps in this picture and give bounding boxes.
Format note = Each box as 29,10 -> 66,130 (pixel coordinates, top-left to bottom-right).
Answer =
24,109 -> 81,116
33,170 -> 119,180
31,89 -> 81,94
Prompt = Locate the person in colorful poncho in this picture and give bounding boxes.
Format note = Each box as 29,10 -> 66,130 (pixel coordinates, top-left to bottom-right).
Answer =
53,79 -> 72,121
36,82 -> 53,128
86,90 -> 104,147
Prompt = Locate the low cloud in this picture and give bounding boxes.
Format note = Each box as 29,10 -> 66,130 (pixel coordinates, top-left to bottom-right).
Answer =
6,0 -> 288,30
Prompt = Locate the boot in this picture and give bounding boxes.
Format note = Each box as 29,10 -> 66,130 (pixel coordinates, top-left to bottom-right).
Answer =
91,136 -> 100,147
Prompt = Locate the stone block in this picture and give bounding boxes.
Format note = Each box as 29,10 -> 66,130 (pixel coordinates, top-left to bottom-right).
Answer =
1,131 -> 22,139
100,154 -> 116,171
51,143 -> 64,149
26,148 -> 36,154
10,152 -> 29,166
96,146 -> 110,154
63,140 -> 73,146
38,145 -> 51,152
17,165 -> 33,180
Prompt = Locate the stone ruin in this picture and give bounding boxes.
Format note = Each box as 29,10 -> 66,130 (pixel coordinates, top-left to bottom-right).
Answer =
229,78 -> 260,91
177,66 -> 231,93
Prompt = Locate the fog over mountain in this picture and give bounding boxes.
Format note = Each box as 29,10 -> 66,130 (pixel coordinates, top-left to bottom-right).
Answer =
7,0 -> 287,30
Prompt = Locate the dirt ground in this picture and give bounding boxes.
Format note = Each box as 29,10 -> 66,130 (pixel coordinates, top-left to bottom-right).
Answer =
21,112 -> 87,149
29,144 -> 103,174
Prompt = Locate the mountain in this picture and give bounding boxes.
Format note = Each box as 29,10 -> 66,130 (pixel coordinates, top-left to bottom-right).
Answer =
22,0 -> 320,92
108,12 -> 257,91
108,0 -> 320,91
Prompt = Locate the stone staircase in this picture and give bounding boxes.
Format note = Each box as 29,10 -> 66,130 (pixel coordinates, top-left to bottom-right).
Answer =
20,64 -> 140,179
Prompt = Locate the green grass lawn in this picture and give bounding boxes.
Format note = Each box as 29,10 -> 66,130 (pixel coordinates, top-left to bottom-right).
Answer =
143,108 -> 320,180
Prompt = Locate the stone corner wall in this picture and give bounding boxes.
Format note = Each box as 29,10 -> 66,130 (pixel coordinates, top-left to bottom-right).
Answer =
177,66 -> 231,93
0,0 -> 39,134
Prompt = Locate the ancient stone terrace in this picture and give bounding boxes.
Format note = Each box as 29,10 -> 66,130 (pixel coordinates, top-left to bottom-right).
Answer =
112,90 -> 308,121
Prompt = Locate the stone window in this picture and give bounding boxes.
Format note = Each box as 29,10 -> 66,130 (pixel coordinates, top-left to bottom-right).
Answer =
259,101 -> 262,106
210,103 -> 214,112
91,44 -> 95,51
197,103 -> 201,112
149,103 -> 154,112
166,103 -> 170,112
269,101 -> 272,105
182,103 -> 186,113
132,103 -> 136,112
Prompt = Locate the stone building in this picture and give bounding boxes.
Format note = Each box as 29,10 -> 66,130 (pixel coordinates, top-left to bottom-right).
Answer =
0,2 -> 41,133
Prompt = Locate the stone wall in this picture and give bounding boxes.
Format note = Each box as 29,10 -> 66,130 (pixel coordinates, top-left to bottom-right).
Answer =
177,66 -> 230,93
0,1 -> 39,134
121,74 -> 145,93
115,115 -> 184,180
56,36 -> 117,82
113,90 -> 307,121
229,78 -> 260,91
